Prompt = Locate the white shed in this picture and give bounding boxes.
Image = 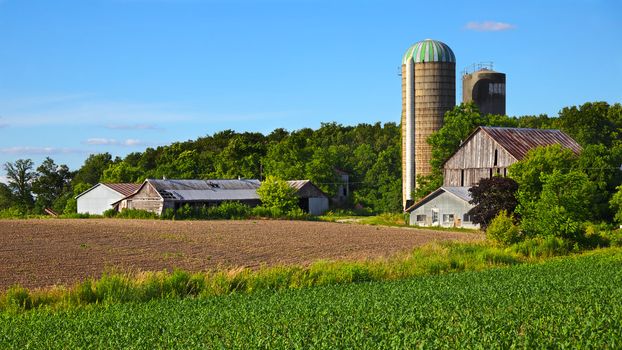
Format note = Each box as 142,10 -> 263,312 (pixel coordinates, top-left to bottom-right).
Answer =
405,187 -> 479,229
76,183 -> 141,215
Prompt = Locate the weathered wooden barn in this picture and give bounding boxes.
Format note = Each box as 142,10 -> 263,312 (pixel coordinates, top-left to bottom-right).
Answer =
287,180 -> 329,215
115,179 -> 262,214
114,178 -> 329,216
443,127 -> 582,187
76,183 -> 141,215
406,187 -> 478,228
406,127 -> 582,228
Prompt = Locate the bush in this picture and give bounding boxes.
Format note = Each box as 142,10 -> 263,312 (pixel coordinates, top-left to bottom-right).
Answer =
116,209 -> 159,219
208,201 -> 251,219
0,207 -> 25,219
507,236 -> 573,258
102,209 -> 118,218
257,176 -> 298,213
486,210 -> 522,246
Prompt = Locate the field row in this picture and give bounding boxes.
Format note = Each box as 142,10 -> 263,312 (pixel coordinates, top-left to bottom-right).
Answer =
2,248 -> 621,348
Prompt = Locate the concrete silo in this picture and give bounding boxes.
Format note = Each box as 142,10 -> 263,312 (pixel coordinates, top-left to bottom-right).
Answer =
401,39 -> 456,209
462,64 -> 506,116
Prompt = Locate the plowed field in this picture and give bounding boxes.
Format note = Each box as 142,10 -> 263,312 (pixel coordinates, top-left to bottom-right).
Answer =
0,219 -> 481,290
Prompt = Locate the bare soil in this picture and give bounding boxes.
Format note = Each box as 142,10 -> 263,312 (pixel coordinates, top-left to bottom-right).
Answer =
0,219 -> 482,290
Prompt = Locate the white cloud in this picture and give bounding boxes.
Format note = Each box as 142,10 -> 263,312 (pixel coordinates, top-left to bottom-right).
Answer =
85,138 -> 117,145
123,139 -> 143,146
0,176 -> 7,184
0,146 -> 84,155
465,21 -> 516,32
84,138 -> 146,147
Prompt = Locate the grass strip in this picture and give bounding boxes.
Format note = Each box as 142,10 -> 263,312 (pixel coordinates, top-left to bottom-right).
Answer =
0,237 -> 578,312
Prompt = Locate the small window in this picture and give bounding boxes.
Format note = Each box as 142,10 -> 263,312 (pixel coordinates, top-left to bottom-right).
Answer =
463,214 -> 472,222
416,214 -> 426,222
442,214 -> 454,223
342,187 -> 347,196
494,149 -> 498,166
460,169 -> 465,187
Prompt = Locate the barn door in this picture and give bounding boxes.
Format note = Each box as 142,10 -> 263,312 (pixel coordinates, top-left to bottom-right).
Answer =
431,209 -> 439,226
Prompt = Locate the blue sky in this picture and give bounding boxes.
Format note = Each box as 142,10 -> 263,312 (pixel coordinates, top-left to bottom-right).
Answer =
0,0 -> 620,173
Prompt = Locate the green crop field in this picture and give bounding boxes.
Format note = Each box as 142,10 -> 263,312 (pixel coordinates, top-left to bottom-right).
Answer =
1,249 -> 622,349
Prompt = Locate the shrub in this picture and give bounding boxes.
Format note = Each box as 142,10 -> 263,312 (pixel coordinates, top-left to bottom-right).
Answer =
208,202 -> 251,220
507,236 -> 573,258
257,176 -> 298,213
102,209 -> 118,218
486,210 -> 522,246
116,209 -> 159,219
0,207 -> 25,219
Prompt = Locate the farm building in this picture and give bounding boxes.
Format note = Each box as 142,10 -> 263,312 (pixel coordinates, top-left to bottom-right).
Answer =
443,127 -> 582,187
114,178 -> 329,216
287,180 -> 330,215
76,183 -> 141,215
406,187 -> 478,228
406,127 -> 582,228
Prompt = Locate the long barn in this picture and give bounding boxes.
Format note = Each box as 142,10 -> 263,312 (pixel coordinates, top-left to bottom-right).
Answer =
114,178 -> 329,216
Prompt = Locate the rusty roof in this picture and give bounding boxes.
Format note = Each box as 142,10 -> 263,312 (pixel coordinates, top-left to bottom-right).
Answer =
102,183 -> 142,197
480,127 -> 582,160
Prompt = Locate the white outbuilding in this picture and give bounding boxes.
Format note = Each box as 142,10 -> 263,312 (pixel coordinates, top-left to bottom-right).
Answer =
405,186 -> 479,229
76,183 -> 141,215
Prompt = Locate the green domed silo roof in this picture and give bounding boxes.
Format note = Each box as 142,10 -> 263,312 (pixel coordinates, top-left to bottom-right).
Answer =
402,39 -> 456,64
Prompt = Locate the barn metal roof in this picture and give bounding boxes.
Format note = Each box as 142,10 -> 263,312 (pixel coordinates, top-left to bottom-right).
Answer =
286,180 -> 311,191
75,182 -> 141,199
480,127 -> 582,160
102,183 -> 141,197
405,186 -> 472,213
147,179 -> 262,202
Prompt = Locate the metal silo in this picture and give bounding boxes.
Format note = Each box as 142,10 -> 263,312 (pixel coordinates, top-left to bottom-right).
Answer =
401,39 -> 456,209
462,63 -> 506,116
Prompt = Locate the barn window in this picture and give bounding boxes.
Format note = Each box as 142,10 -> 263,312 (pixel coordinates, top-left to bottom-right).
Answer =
494,149 -> 498,166
442,214 -> 454,223
463,214 -> 472,222
461,169 -> 465,187
416,214 -> 426,222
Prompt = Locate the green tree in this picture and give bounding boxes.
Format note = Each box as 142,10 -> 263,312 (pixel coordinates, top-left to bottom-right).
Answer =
521,170 -> 597,240
427,102 -> 484,170
101,162 -> 142,183
4,159 -> 35,210
610,185 -> 622,224
508,145 -> 578,205
0,183 -> 13,210
31,157 -> 72,212
557,102 -> 616,146
256,176 -> 299,213
73,153 -> 113,186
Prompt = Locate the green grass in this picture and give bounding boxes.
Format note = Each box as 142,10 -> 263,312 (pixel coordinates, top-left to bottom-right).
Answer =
0,238 -> 579,312
1,248 -> 621,348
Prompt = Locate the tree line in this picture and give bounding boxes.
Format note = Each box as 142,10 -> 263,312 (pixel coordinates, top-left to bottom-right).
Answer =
1,101 -> 620,218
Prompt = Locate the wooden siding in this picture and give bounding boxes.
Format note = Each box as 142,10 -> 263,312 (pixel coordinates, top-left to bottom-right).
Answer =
127,182 -> 164,214
443,129 -> 517,187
